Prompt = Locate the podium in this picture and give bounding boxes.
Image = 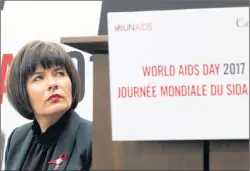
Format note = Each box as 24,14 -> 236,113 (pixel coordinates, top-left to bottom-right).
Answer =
61,35 -> 249,170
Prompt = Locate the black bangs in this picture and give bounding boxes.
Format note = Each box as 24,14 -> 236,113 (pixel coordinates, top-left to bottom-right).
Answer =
20,44 -> 68,79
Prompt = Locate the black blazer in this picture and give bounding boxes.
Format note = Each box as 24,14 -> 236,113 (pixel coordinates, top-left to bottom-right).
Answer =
4,111 -> 92,171
0,130 -> 5,169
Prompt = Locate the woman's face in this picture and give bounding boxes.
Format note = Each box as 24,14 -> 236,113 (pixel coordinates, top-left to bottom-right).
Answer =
26,65 -> 72,117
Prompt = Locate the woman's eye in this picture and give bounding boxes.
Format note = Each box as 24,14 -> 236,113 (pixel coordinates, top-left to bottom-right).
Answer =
33,76 -> 43,81
57,72 -> 65,76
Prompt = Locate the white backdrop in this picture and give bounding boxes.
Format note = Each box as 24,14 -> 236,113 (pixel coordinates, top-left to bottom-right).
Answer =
1,1 -> 102,169
108,7 -> 249,141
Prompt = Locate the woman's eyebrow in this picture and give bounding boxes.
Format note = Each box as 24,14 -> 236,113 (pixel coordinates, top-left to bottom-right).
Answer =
54,66 -> 64,71
33,70 -> 43,75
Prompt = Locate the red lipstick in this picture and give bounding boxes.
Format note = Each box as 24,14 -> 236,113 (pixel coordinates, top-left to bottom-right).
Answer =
48,94 -> 62,101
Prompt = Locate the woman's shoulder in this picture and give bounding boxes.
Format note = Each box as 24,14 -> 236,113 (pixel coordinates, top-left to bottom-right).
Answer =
71,111 -> 92,130
77,117 -> 92,137
11,122 -> 33,136
72,112 -> 92,144
9,122 -> 33,141
78,117 -> 92,129
5,122 -> 33,153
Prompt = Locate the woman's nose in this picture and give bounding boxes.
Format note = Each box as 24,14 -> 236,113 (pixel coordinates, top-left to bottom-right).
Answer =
48,78 -> 58,91
48,83 -> 58,91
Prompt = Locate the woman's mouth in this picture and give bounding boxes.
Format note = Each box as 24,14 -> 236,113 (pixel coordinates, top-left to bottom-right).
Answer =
48,94 -> 62,102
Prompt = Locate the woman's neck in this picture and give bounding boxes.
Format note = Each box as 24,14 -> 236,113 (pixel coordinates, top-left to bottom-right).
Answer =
35,113 -> 64,133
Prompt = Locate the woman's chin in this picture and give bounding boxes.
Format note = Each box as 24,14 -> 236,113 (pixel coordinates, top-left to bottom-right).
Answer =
42,105 -> 70,116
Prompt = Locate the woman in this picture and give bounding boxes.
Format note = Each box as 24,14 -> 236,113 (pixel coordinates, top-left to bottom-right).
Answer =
4,40 -> 92,171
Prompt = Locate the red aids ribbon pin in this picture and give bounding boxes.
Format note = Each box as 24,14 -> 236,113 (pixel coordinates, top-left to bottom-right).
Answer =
48,153 -> 67,170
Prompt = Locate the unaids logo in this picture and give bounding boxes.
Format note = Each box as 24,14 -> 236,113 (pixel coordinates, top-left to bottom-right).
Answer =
115,23 -> 152,31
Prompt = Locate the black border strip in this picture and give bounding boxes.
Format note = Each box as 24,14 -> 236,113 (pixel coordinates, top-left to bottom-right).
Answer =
203,140 -> 210,171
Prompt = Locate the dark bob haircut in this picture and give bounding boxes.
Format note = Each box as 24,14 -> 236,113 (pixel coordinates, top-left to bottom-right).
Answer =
6,40 -> 80,120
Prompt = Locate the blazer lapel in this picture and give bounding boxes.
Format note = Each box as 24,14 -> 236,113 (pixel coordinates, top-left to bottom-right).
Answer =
48,111 -> 80,171
12,129 -> 33,170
